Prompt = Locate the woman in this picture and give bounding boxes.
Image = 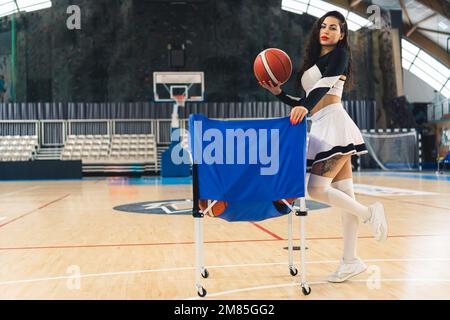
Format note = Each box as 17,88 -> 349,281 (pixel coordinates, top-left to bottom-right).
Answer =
260,11 -> 387,283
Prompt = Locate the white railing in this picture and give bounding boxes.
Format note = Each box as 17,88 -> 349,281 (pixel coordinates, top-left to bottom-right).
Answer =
0,117 -> 292,147
428,98 -> 450,121
0,120 -> 39,137
40,120 -> 66,146
2,113 -> 369,148
67,119 -> 111,137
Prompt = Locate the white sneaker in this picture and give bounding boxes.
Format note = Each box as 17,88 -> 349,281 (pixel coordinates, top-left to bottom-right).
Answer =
327,258 -> 368,283
367,202 -> 388,242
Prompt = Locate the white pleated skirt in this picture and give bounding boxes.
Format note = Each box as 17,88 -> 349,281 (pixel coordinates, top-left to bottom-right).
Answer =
307,102 -> 368,167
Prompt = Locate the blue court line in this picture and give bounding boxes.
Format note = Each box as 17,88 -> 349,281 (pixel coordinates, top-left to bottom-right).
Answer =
0,177 -> 192,185
2,172 -> 449,185
107,176 -> 192,186
355,171 -> 450,181
0,178 -> 84,183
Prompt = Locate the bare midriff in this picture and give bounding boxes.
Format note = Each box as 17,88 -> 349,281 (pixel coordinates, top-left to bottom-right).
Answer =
309,75 -> 346,116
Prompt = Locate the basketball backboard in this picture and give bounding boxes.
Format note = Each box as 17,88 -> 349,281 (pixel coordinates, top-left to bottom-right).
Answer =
153,71 -> 204,103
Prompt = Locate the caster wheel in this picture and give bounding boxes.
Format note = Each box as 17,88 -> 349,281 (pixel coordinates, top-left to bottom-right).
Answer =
201,269 -> 209,279
301,286 -> 311,296
289,268 -> 298,276
198,287 -> 207,297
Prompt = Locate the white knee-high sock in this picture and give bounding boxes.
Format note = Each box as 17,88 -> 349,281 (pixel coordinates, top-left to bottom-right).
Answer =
307,174 -> 372,222
331,179 -> 359,263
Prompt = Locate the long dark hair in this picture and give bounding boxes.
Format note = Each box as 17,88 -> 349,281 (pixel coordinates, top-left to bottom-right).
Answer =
297,11 -> 353,91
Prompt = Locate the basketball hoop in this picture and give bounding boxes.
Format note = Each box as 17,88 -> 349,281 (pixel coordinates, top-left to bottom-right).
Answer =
173,94 -> 187,108
153,72 -> 204,129
153,72 -> 204,103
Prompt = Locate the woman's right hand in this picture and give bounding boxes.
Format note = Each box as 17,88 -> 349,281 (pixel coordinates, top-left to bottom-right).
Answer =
290,106 -> 308,125
258,80 -> 282,95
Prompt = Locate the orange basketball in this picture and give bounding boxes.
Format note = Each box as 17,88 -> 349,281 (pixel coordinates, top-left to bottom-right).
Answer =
254,48 -> 292,85
199,200 -> 228,217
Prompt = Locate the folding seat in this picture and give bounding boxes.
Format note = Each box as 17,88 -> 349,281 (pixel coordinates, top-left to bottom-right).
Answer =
20,152 -> 30,161
2,152 -> 11,161
119,150 -> 129,159
129,143 -> 139,152
12,152 -> 21,161
71,152 -> 82,160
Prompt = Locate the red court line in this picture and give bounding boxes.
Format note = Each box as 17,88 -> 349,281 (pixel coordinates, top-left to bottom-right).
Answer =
0,233 -> 446,251
250,222 -> 283,240
0,194 -> 71,230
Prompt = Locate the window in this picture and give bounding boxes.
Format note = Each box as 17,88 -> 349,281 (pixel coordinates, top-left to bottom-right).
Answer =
0,0 -> 52,18
402,39 -> 450,98
281,0 -> 372,31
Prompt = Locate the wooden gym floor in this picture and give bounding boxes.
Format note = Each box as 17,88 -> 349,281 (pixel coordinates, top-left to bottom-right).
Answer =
0,171 -> 449,300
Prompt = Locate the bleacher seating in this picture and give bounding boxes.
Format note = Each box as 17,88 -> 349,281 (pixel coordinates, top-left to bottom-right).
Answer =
1,133 -> 159,172
0,135 -> 39,161
61,135 -> 110,161
61,134 -> 157,165
110,134 -> 157,163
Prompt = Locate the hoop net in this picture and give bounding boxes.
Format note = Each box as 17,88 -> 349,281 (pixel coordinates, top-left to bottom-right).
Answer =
173,94 -> 187,107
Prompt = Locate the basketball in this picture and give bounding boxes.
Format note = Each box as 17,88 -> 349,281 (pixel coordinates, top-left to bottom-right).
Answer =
275,198 -> 297,205
199,200 -> 228,217
253,48 -> 293,85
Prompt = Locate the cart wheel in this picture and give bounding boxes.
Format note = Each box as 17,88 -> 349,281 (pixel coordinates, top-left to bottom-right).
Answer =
289,267 -> 298,276
197,286 -> 207,297
301,286 -> 311,296
201,269 -> 209,279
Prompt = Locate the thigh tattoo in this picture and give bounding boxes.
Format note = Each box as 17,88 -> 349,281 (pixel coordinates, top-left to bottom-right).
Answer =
316,155 -> 343,176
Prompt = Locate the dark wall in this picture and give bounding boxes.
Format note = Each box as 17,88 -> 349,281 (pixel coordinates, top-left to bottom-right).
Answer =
0,0 -> 376,103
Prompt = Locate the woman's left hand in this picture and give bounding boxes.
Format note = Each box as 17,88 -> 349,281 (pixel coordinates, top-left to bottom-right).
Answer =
290,106 -> 309,125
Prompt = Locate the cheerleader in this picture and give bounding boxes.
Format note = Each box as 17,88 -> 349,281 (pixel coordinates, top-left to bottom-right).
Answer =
260,11 -> 387,283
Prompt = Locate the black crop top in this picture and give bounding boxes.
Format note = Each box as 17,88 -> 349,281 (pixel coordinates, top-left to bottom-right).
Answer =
275,47 -> 349,111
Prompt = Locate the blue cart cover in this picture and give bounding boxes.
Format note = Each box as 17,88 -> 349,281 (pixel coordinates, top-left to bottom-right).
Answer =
189,114 -> 307,222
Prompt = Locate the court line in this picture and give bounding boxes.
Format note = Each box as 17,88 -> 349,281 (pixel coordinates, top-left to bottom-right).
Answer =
355,171 -> 450,181
0,233 -> 447,251
0,193 -> 71,230
250,222 -> 283,240
1,257 -> 450,287
186,277 -> 450,299
0,179 -> 82,183
371,195 -> 450,211
0,186 -> 41,198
